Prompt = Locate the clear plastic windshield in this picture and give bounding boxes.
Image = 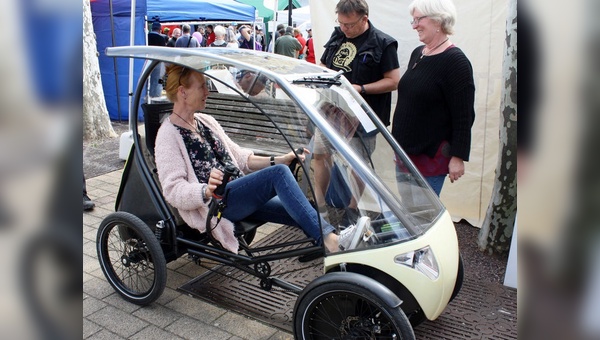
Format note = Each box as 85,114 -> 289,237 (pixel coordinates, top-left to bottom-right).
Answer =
191,63 -> 445,248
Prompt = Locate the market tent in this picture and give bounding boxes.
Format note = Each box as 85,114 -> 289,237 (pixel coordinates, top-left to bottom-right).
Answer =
147,0 -> 256,23
309,0 -> 508,228
237,0 -> 301,23
91,0 -> 257,121
91,0 -> 147,121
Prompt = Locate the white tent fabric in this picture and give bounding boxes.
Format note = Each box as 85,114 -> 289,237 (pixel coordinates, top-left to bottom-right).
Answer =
309,0 -> 508,227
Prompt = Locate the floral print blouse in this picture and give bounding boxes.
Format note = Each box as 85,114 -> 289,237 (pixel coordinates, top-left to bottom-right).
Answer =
175,119 -> 242,184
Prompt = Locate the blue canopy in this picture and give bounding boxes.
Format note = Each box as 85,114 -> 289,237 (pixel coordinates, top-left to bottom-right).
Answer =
147,0 -> 256,23
91,0 -> 257,121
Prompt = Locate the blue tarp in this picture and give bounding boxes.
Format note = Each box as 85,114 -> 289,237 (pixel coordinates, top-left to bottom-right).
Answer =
91,0 -> 256,121
147,0 -> 256,23
91,0 -> 147,121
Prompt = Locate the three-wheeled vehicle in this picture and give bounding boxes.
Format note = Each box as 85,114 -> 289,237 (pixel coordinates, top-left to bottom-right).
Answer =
96,46 -> 463,339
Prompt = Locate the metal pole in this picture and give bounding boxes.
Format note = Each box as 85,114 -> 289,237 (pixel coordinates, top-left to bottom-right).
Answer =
128,0 -> 136,130
288,0 -> 292,26
109,0 -> 122,121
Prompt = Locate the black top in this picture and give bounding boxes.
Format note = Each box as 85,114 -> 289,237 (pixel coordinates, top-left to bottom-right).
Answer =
391,46 -> 475,160
148,31 -> 167,46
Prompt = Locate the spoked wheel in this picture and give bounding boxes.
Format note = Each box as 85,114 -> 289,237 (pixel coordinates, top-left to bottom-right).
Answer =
294,282 -> 415,339
96,212 -> 166,305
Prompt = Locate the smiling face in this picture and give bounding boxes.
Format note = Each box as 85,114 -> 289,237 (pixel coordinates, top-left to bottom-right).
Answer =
411,9 -> 441,45
181,71 -> 209,111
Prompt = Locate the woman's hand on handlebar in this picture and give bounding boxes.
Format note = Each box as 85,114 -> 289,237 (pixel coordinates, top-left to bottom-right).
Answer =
205,168 -> 224,198
282,148 -> 310,165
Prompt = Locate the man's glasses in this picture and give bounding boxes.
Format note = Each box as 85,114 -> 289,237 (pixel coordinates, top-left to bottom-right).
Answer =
410,16 -> 428,26
335,16 -> 365,29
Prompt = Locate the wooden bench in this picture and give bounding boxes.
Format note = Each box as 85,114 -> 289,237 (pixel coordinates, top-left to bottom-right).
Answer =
203,92 -> 310,156
143,92 -> 310,156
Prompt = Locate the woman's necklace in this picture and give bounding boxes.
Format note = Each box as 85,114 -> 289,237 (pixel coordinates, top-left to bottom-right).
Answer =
171,112 -> 200,134
412,37 -> 450,70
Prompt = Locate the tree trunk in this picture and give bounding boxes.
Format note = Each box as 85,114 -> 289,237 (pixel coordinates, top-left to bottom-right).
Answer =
83,0 -> 116,141
478,0 -> 517,254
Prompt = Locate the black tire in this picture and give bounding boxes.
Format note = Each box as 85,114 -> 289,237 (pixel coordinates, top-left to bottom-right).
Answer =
96,212 -> 166,305
450,252 -> 465,302
294,282 -> 415,339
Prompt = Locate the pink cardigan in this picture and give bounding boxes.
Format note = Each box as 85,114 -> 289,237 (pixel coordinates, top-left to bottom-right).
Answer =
154,114 -> 254,253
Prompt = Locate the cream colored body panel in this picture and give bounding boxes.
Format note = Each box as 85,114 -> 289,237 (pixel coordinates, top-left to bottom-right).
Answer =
324,211 -> 459,320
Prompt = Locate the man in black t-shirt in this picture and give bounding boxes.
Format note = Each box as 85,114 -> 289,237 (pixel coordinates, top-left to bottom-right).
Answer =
321,0 -> 399,127
318,0 -> 400,223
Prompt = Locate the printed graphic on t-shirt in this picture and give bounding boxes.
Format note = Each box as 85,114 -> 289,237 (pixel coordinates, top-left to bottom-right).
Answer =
332,42 -> 357,72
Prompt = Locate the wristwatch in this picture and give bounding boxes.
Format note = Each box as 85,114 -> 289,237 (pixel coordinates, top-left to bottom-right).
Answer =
270,155 -> 276,166
360,84 -> 366,95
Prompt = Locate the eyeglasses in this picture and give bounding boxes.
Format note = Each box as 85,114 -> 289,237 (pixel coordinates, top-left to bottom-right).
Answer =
335,16 -> 365,29
411,16 -> 428,25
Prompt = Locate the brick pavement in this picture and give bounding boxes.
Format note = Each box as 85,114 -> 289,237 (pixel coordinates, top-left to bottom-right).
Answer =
83,169 -> 293,340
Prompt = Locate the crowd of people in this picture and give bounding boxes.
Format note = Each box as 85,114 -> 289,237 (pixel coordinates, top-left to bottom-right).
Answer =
147,21 -> 316,63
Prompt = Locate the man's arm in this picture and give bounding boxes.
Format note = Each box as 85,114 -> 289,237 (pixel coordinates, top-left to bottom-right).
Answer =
352,68 -> 400,95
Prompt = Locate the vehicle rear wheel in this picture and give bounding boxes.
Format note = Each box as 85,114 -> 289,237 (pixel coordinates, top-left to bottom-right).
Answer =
294,281 -> 415,339
96,212 -> 166,305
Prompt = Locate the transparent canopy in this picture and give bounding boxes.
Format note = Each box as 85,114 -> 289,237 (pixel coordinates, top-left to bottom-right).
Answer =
107,46 -> 445,249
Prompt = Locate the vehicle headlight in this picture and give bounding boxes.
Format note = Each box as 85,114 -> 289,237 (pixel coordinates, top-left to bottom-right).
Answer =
394,246 -> 439,280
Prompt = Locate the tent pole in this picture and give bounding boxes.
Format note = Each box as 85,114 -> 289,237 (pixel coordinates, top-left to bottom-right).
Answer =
128,0 -> 136,130
288,0 -> 292,26
109,0 -> 122,121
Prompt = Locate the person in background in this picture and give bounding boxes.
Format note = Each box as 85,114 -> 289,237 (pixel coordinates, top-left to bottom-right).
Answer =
238,25 -> 258,50
274,26 -> 302,58
317,0 -> 400,222
154,65 -> 372,253
226,26 -> 239,48
147,21 -> 167,98
175,24 -> 200,48
162,27 -> 170,38
210,25 -> 228,47
293,28 -> 306,59
192,25 -> 205,47
304,28 -> 315,63
391,0 -> 475,195
205,25 -> 216,46
167,28 -> 181,47
268,23 -> 286,52
83,175 -> 95,211
255,27 -> 265,51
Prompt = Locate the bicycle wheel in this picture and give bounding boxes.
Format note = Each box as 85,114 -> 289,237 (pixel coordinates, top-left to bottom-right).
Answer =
96,211 -> 166,305
294,281 -> 415,339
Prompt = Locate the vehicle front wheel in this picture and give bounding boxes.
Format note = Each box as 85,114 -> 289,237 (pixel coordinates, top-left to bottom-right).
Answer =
96,212 -> 166,305
294,281 -> 415,339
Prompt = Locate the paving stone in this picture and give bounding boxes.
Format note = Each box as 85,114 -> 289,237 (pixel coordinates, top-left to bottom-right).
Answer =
213,312 -> 277,340
165,316 -> 232,340
83,318 -> 102,338
129,325 -> 185,340
87,305 -> 149,338
83,295 -> 107,317
165,294 -> 226,324
86,329 -> 126,340
132,304 -> 184,329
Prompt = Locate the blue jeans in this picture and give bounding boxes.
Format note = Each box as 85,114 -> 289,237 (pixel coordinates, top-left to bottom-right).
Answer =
425,175 -> 446,196
221,164 -> 335,244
